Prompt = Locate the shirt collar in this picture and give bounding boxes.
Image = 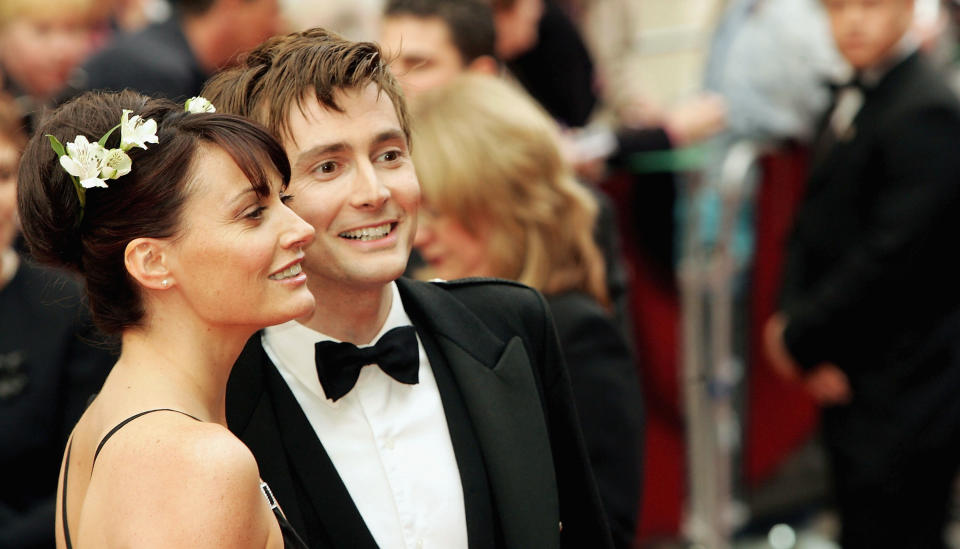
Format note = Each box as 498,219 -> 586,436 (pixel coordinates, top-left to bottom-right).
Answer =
262,281 -> 414,403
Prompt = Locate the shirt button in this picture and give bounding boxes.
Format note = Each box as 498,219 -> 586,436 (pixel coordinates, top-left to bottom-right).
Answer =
416,540 -> 424,549
385,438 -> 395,450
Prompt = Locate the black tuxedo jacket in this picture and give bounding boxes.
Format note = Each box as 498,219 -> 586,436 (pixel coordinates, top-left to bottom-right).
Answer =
780,51 -> 960,472
226,278 -> 613,549
545,292 -> 643,549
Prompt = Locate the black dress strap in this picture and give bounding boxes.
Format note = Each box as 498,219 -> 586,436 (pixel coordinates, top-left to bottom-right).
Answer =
61,409 -> 200,549
93,408 -> 201,466
62,439 -> 75,549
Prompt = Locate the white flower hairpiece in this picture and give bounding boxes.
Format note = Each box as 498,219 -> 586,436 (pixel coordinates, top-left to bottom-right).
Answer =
48,97 -> 215,223
47,108 -> 157,222
185,96 -> 216,114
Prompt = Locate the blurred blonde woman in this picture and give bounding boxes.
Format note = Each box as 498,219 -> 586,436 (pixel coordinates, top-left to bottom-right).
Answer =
411,74 -> 644,549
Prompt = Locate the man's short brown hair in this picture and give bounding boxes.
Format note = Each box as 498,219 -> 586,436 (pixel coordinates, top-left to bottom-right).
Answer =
202,27 -> 410,144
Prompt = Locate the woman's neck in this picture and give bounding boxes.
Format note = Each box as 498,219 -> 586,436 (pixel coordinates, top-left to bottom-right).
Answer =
108,316 -> 252,426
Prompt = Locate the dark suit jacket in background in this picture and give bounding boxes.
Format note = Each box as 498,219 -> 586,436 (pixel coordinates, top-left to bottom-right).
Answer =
0,261 -> 115,549
546,292 -> 643,549
64,13 -> 209,102
227,278 -> 613,549
779,50 -> 960,528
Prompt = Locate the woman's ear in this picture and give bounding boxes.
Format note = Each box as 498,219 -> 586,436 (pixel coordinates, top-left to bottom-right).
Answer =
124,238 -> 174,290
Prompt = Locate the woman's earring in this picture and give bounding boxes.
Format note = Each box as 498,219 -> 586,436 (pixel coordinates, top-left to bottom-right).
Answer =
161,279 -> 170,288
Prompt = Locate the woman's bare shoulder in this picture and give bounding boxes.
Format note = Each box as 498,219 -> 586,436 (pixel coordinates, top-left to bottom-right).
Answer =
77,412 -> 278,548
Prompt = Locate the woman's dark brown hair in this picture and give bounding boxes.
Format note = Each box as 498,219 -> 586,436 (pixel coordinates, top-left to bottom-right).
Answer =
17,90 -> 290,334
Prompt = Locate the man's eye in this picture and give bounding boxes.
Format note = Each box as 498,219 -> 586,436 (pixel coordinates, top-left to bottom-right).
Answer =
317,161 -> 337,174
378,150 -> 402,163
245,206 -> 267,220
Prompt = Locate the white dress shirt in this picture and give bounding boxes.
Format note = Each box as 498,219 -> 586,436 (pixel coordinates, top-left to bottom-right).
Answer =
262,282 -> 468,549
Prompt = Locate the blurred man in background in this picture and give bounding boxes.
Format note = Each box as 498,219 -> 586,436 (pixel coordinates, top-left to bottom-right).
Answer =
765,1 -> 960,547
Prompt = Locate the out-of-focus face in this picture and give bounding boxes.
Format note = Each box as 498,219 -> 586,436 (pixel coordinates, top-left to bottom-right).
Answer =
228,0 -> 283,64
414,206 -> 493,281
823,0 -> 914,69
493,0 -> 543,60
282,84 -> 420,293
0,15 -> 95,98
0,137 -> 18,253
380,15 -> 466,98
166,145 -> 316,329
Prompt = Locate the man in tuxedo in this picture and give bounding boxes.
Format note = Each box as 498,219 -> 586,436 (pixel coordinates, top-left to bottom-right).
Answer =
764,1 -> 960,547
203,28 -> 613,549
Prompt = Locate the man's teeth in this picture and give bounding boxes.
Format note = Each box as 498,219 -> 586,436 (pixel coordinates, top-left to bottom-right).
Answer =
339,223 -> 392,241
269,263 -> 302,280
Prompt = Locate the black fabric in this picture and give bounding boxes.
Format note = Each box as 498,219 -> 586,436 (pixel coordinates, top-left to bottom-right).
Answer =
314,325 -> 419,401
0,260 -> 114,549
62,13 -> 209,103
779,51 -> 960,545
546,292 -> 643,549
406,321 -> 502,549
226,278 -> 614,549
506,2 -> 596,127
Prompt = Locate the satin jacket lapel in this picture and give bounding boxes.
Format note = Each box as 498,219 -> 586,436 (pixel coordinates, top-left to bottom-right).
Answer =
227,337 -> 378,549
398,279 -> 561,548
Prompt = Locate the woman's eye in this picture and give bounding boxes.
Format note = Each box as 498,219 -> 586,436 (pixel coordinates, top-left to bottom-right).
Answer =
280,193 -> 294,205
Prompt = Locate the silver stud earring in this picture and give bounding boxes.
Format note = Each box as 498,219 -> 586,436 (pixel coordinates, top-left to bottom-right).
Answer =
161,279 -> 170,288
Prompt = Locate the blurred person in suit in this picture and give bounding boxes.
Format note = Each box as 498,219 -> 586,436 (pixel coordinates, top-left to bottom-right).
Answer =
411,74 -> 644,549
66,0 -> 282,101
764,0 -> 960,547
204,27 -> 614,549
0,94 -> 114,549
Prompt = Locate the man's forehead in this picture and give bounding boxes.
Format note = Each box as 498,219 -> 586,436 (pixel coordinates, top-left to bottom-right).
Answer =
282,85 -> 404,149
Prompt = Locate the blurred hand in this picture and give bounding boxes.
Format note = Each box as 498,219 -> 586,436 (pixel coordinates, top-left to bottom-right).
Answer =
764,313 -> 801,381
804,363 -> 852,405
663,93 -> 728,146
764,313 -> 852,405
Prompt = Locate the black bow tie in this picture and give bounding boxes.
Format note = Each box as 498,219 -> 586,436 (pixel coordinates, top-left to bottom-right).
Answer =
827,74 -> 871,95
314,326 -> 420,402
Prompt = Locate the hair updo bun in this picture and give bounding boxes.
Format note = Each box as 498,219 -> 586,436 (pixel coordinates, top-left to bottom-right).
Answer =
18,90 -> 290,333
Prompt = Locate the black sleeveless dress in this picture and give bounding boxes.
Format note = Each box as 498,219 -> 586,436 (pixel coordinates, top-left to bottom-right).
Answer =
61,409 -> 308,549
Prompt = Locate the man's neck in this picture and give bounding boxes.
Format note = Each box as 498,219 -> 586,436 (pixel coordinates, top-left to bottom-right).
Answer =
298,281 -> 395,345
856,31 -> 918,87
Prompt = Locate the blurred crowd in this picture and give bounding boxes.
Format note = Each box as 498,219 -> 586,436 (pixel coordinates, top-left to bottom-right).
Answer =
4,0 -> 960,547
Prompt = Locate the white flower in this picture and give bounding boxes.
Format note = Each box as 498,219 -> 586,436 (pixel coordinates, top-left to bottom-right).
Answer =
59,136 -> 108,189
185,96 -> 216,114
99,148 -> 132,180
120,109 -> 159,151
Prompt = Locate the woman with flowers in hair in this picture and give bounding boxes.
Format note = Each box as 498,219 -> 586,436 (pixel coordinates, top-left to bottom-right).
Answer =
18,90 -> 315,548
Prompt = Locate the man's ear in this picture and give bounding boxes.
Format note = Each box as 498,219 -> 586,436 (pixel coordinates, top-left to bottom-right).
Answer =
467,55 -> 500,76
124,238 -> 174,290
